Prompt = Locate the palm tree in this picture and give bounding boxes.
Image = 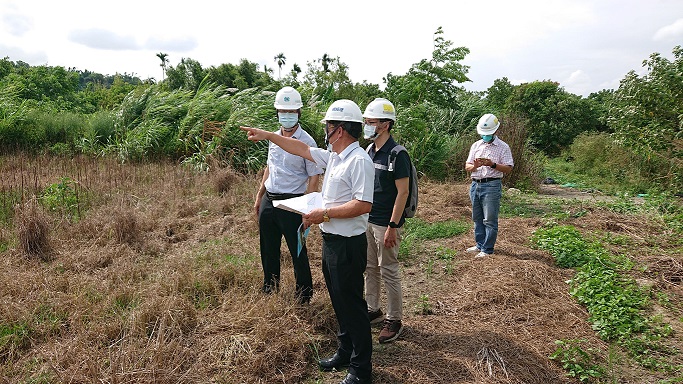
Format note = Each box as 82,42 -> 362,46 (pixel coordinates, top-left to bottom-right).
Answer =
156,52 -> 169,81
274,53 -> 286,79
291,63 -> 302,80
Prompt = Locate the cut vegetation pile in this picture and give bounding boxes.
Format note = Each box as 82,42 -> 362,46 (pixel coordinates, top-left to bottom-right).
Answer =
0,154 -> 681,383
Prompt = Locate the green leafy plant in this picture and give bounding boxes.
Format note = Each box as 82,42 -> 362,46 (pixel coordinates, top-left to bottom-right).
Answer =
533,224 -> 676,371
531,225 -> 608,268
416,294 -> 433,315
550,339 -> 604,383
40,177 -> 82,220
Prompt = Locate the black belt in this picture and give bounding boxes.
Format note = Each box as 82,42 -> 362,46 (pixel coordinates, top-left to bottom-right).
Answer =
266,191 -> 302,201
321,231 -> 364,241
472,178 -> 501,183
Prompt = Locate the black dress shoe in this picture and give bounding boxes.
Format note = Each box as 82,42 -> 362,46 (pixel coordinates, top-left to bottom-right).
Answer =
339,373 -> 372,384
318,352 -> 350,371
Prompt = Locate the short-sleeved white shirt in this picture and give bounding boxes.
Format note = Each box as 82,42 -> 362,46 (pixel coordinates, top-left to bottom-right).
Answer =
309,142 -> 374,237
265,126 -> 323,194
466,137 -> 514,179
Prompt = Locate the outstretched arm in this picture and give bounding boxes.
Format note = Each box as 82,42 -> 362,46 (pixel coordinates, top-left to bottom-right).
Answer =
240,126 -> 314,162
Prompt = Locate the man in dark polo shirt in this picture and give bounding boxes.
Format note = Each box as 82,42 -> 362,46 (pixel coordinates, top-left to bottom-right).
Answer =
362,98 -> 410,344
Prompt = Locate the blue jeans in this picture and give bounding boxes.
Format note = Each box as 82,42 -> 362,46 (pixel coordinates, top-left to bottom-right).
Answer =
469,179 -> 502,254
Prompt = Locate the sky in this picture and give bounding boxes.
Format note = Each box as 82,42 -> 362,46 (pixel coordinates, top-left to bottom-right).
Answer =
1,0 -> 682,97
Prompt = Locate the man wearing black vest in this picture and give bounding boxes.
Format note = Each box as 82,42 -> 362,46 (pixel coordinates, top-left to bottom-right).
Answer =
362,98 -> 410,344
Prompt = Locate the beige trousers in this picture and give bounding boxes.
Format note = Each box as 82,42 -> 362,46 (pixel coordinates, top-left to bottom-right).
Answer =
365,222 -> 403,321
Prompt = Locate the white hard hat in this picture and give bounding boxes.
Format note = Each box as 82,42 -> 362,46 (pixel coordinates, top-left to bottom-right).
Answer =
322,99 -> 363,123
273,86 -> 303,110
363,98 -> 396,121
476,113 -> 500,135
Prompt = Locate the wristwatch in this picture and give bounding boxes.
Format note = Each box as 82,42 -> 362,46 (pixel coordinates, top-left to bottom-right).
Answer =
323,209 -> 330,222
389,221 -> 399,228
491,163 -> 497,169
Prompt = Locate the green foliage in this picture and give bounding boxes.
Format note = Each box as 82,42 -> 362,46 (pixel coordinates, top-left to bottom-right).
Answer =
403,218 -> 469,241
392,102 -> 461,179
506,81 -> 601,156
497,113 -> 546,190
571,262 -> 649,342
0,321 -> 31,363
399,218 -> 469,259
206,59 -> 273,91
0,64 -> 80,109
500,192 -> 557,218
416,294 -> 433,315
165,58 -> 208,92
40,177 -> 83,220
532,224 -> 676,369
485,77 -> 515,114
301,54 -> 357,104
608,45 -> 683,191
550,339 -> 604,383
532,225 -> 609,268
385,27 -> 470,109
550,132 -> 653,194
32,303 -> 68,338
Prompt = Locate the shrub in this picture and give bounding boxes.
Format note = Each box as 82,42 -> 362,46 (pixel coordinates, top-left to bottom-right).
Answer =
14,198 -> 51,260
40,177 -> 82,221
497,113 -> 545,191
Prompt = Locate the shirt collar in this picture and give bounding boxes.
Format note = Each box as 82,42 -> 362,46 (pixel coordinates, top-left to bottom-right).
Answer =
480,136 -> 498,145
339,141 -> 361,160
275,124 -> 302,138
376,136 -> 397,154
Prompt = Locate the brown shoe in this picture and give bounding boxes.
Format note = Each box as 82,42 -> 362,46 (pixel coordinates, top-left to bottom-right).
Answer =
378,319 -> 403,344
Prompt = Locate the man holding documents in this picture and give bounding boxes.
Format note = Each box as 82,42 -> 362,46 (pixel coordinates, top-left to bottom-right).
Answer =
241,99 -> 375,384
254,86 -> 322,304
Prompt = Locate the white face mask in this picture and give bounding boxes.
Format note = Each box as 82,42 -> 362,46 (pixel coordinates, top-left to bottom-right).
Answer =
278,112 -> 298,130
363,124 -> 378,140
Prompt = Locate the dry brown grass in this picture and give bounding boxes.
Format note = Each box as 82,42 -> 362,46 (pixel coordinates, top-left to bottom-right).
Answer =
0,154 -> 680,383
14,197 -> 52,260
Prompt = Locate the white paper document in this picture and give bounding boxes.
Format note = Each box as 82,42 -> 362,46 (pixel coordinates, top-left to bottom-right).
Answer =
272,192 -> 323,215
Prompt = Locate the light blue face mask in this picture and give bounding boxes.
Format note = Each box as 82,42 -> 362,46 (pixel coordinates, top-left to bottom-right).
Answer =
278,112 -> 298,130
481,134 -> 494,143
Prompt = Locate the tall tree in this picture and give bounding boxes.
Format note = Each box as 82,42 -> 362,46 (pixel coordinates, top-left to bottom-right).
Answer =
384,27 -> 470,108
274,53 -> 286,79
156,52 -> 169,81
506,81 -> 600,156
608,45 -> 683,187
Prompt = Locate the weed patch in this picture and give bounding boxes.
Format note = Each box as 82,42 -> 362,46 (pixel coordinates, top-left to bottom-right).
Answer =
0,322 -> 31,363
399,218 -> 469,259
550,339 -> 604,383
532,224 -> 678,376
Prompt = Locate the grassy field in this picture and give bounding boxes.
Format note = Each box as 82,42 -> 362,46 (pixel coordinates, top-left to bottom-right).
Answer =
0,154 -> 681,383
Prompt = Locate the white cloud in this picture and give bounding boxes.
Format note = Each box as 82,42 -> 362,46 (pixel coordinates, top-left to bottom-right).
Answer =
2,11 -> 32,36
562,70 -> 591,96
653,18 -> 683,41
1,0 -> 682,95
68,29 -> 140,50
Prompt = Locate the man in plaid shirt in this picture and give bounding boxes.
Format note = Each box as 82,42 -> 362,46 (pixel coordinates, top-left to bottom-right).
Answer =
464,114 -> 514,258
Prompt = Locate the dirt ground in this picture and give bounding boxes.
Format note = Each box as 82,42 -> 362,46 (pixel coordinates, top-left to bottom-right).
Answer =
1,158 -> 681,384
